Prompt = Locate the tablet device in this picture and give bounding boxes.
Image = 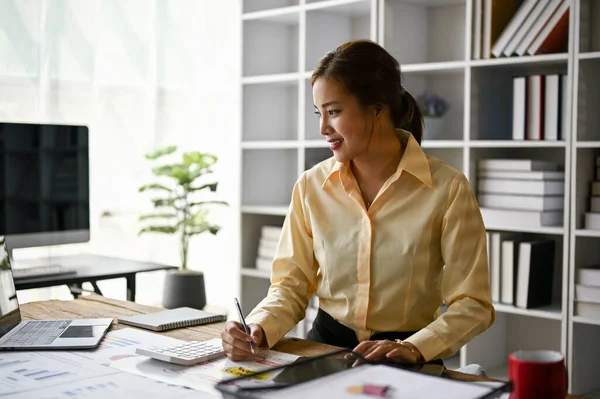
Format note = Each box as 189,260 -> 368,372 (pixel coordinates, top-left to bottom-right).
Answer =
214,349 -> 511,399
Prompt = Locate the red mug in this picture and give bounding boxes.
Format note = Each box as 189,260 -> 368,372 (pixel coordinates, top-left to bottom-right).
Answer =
509,349 -> 567,399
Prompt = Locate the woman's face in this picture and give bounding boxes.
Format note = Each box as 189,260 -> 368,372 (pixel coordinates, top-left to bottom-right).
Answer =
313,78 -> 375,163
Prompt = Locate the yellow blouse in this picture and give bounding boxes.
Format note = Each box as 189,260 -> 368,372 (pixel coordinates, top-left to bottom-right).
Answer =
246,130 -> 495,361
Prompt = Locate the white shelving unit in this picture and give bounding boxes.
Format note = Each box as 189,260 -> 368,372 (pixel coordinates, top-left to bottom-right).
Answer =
239,0 -> 596,395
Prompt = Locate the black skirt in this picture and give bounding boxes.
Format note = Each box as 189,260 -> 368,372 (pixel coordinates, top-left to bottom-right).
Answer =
306,308 -> 444,366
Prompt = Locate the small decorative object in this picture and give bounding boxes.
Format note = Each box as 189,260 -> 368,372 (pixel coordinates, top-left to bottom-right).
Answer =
417,91 -> 449,140
139,145 -> 228,309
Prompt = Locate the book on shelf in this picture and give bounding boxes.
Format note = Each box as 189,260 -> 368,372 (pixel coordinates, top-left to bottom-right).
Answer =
478,179 -> 564,196
488,231 -> 521,303
480,207 -> 563,229
575,302 -> 600,319
478,159 -> 560,171
482,0 -> 519,58
577,266 -> 600,286
502,0 -> 550,57
478,170 -> 564,180
491,0 -> 538,57
478,193 -> 563,211
515,0 -> 564,56
472,0 -> 483,59
501,238 -> 525,305
512,74 -> 566,141
255,256 -> 272,272
526,1 -> 569,55
591,197 -> 600,213
584,212 -> 600,230
261,225 -> 282,241
515,239 -> 555,309
591,182 -> 600,196
575,285 -> 600,304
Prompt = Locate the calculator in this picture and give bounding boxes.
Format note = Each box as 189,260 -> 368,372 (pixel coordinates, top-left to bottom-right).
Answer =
135,340 -> 226,366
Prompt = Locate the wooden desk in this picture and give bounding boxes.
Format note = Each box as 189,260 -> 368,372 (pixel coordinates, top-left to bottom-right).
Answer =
21,295 -> 587,398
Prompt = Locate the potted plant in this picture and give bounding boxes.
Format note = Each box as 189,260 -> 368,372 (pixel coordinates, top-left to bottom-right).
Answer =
417,91 -> 449,140
138,145 -> 228,309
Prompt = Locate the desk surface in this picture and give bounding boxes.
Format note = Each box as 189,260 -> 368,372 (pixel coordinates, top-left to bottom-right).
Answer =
20,295 -> 587,399
14,254 -> 177,287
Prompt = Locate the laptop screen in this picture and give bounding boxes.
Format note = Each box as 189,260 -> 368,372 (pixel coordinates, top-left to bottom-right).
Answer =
0,236 -> 21,337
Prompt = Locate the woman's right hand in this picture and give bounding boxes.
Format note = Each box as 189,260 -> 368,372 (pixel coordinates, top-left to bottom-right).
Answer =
221,321 -> 265,361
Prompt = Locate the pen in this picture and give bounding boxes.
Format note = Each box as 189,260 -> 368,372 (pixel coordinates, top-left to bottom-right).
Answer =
234,297 -> 255,353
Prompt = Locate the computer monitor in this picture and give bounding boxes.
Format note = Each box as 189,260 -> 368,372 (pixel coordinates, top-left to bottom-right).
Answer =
0,123 -> 90,255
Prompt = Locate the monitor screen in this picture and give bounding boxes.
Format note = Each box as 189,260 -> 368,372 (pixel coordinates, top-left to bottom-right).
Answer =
0,236 -> 20,338
0,123 -> 90,249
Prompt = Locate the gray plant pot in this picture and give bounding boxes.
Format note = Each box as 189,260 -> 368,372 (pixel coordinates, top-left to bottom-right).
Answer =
162,270 -> 206,310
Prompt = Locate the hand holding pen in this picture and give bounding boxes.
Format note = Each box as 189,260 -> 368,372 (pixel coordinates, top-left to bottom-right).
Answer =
220,298 -> 266,361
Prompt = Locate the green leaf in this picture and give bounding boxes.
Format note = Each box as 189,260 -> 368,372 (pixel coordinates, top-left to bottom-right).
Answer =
189,200 -> 229,208
152,164 -> 186,178
145,146 -> 177,160
138,183 -> 172,193
188,182 -> 218,192
182,152 -> 217,168
139,213 -> 177,221
138,226 -> 178,235
152,198 -> 176,208
188,224 -> 221,236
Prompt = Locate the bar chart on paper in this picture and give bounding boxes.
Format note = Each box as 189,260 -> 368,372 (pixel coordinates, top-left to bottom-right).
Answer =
0,353 -> 117,395
7,372 -> 212,399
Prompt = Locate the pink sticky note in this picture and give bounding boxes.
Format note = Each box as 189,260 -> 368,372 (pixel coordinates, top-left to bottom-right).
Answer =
362,384 -> 390,397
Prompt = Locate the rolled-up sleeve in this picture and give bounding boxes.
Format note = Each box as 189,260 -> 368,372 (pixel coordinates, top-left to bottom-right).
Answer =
245,172 -> 318,348
404,174 -> 495,361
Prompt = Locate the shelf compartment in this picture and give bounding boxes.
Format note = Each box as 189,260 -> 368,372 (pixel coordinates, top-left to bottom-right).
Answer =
243,80 -> 299,141
240,275 -> 272,315
573,149 -> 599,229
305,147 -> 333,171
493,301 -> 563,321
579,0 -> 600,54
464,313 -> 562,381
470,53 -> 569,68
242,148 -> 298,206
404,71 -> 464,141
576,58 -> 600,141
469,140 -> 566,148
241,213 -> 285,278
422,148 -> 463,174
570,323 -> 600,395
305,0 -> 373,71
470,64 -> 568,141
243,12 -> 299,77
243,0 -> 298,14
241,267 -> 271,279
381,1 -> 465,65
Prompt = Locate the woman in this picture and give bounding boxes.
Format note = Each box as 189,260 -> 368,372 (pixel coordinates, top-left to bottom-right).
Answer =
222,40 -> 494,365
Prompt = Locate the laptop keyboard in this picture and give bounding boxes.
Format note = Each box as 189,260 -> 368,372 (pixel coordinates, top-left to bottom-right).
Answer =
2,320 -> 72,346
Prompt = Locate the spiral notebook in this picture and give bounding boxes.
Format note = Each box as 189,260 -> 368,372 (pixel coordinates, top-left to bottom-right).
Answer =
118,307 -> 227,332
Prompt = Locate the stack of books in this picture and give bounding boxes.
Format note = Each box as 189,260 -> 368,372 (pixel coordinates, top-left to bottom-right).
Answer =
255,225 -> 282,272
473,0 -> 569,59
512,73 -> 567,141
486,231 -> 556,308
477,158 -> 565,230
584,156 -> 600,229
575,266 -> 600,319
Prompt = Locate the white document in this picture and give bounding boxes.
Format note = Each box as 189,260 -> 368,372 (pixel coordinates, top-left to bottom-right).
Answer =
67,327 -> 184,364
0,351 -> 119,396
261,364 -> 502,399
6,371 -> 213,399
108,338 -> 299,394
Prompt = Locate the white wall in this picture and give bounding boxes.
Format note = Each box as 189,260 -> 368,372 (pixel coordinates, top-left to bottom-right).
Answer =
5,0 -> 241,315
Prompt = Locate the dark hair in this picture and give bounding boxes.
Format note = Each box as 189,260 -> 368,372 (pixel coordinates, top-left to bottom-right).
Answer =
310,40 -> 423,144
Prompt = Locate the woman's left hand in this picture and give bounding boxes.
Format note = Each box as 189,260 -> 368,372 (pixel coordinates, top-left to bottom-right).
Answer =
345,340 -> 421,366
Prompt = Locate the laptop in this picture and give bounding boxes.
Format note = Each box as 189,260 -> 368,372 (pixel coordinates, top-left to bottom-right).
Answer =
0,236 -> 113,350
